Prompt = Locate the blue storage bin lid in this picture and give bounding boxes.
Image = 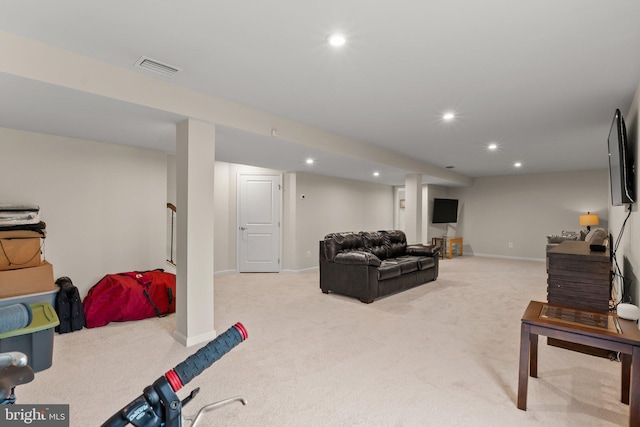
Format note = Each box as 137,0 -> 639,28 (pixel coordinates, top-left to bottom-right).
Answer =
0,302 -> 59,339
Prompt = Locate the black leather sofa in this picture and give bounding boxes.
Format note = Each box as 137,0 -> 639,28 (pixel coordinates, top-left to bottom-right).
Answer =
319,230 -> 440,303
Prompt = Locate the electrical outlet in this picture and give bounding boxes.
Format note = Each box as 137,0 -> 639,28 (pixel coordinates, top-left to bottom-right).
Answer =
508,242 -> 513,248
306,250 -> 311,257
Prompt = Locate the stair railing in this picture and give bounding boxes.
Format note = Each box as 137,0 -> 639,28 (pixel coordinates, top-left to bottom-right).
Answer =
167,203 -> 177,266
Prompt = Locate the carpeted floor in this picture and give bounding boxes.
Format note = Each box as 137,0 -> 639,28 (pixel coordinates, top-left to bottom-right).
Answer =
19,256 -> 630,426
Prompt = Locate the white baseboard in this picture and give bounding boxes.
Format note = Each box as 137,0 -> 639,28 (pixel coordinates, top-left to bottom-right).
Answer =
216,268 -> 319,275
167,268 -> 236,276
173,328 -> 217,347
470,253 -> 545,263
214,269 -> 237,276
280,266 -> 319,274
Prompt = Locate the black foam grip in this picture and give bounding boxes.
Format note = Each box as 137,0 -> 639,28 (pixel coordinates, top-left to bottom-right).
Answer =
172,324 -> 244,387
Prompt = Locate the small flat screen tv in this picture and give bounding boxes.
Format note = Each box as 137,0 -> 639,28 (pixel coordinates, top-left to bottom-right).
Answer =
432,198 -> 458,223
608,109 -> 635,206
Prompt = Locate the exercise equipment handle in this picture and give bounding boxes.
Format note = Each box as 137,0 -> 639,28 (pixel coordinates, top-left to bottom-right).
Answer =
166,323 -> 248,392
101,323 -> 247,427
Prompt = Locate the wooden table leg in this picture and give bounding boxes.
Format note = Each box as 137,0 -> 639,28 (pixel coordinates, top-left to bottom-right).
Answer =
622,353 -> 631,405
530,333 -> 538,378
631,346 -> 640,427
518,322 -> 531,410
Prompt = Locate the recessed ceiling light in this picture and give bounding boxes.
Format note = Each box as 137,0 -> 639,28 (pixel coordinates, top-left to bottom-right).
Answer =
373,171 -> 380,177
514,162 -> 522,168
327,33 -> 346,47
488,143 -> 498,150
443,112 -> 455,121
306,158 -> 314,165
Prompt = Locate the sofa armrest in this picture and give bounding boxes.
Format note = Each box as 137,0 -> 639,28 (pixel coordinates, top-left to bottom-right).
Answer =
334,251 -> 382,267
406,244 -> 440,257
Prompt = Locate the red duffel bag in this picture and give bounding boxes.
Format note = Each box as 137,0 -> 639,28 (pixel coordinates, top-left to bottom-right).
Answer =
83,269 -> 176,328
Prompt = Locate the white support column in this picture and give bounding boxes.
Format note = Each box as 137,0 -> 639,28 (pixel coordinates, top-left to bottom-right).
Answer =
404,174 -> 423,244
281,172 -> 297,273
174,119 -> 217,347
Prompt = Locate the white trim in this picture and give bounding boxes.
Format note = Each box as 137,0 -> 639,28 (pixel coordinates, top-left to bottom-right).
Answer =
173,328 -> 217,347
469,253 -> 545,263
280,266 -> 319,274
214,269 -> 237,276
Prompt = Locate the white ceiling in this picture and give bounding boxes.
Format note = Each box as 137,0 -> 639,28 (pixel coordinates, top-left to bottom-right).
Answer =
0,1 -> 639,186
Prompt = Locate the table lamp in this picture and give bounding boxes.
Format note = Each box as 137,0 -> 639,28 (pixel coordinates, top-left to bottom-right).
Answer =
579,212 -> 599,232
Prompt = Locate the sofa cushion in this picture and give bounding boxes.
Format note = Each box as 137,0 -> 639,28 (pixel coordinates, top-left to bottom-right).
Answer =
418,257 -> 435,270
324,232 -> 364,262
406,244 -> 439,257
547,230 -> 581,244
361,231 -> 388,260
378,261 -> 402,280
547,234 -> 581,244
585,227 -> 608,244
395,256 -> 418,274
381,230 -> 407,258
334,251 -> 381,266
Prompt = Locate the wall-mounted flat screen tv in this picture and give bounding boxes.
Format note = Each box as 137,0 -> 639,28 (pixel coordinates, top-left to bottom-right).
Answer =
608,109 -> 635,206
432,198 -> 458,223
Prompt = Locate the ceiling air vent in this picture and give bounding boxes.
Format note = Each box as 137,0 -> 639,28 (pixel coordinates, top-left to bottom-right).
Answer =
134,56 -> 182,77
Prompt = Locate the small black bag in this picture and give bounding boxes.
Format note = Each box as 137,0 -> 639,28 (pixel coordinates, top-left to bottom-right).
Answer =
54,276 -> 85,333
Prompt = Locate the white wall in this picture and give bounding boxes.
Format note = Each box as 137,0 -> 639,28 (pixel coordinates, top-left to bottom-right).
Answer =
426,185 -> 452,240
395,184 -> 434,243
449,170 -> 609,260
0,127 -> 166,297
393,187 -> 405,230
203,166 -> 608,270
167,159 -> 394,273
292,172 -> 394,271
5,126 -> 610,302
166,156 -> 282,274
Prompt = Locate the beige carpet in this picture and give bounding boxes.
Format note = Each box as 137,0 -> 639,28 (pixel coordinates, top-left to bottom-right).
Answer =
19,256 -> 630,426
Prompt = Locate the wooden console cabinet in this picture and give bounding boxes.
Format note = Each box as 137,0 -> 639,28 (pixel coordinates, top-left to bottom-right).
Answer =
547,240 -> 612,356
547,241 -> 611,312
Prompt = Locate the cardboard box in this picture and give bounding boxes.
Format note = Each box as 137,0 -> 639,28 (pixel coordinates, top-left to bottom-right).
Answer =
0,236 -> 43,270
0,230 -> 43,239
0,261 -> 55,298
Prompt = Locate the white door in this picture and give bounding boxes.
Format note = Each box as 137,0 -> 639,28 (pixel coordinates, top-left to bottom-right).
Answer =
237,174 -> 281,272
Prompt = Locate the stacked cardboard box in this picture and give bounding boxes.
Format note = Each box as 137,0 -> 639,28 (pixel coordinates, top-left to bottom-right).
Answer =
0,205 -> 55,299
0,206 -> 58,372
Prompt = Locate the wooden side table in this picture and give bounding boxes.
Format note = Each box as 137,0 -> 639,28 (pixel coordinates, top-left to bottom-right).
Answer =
518,301 -> 640,426
448,237 -> 463,259
431,237 -> 446,259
